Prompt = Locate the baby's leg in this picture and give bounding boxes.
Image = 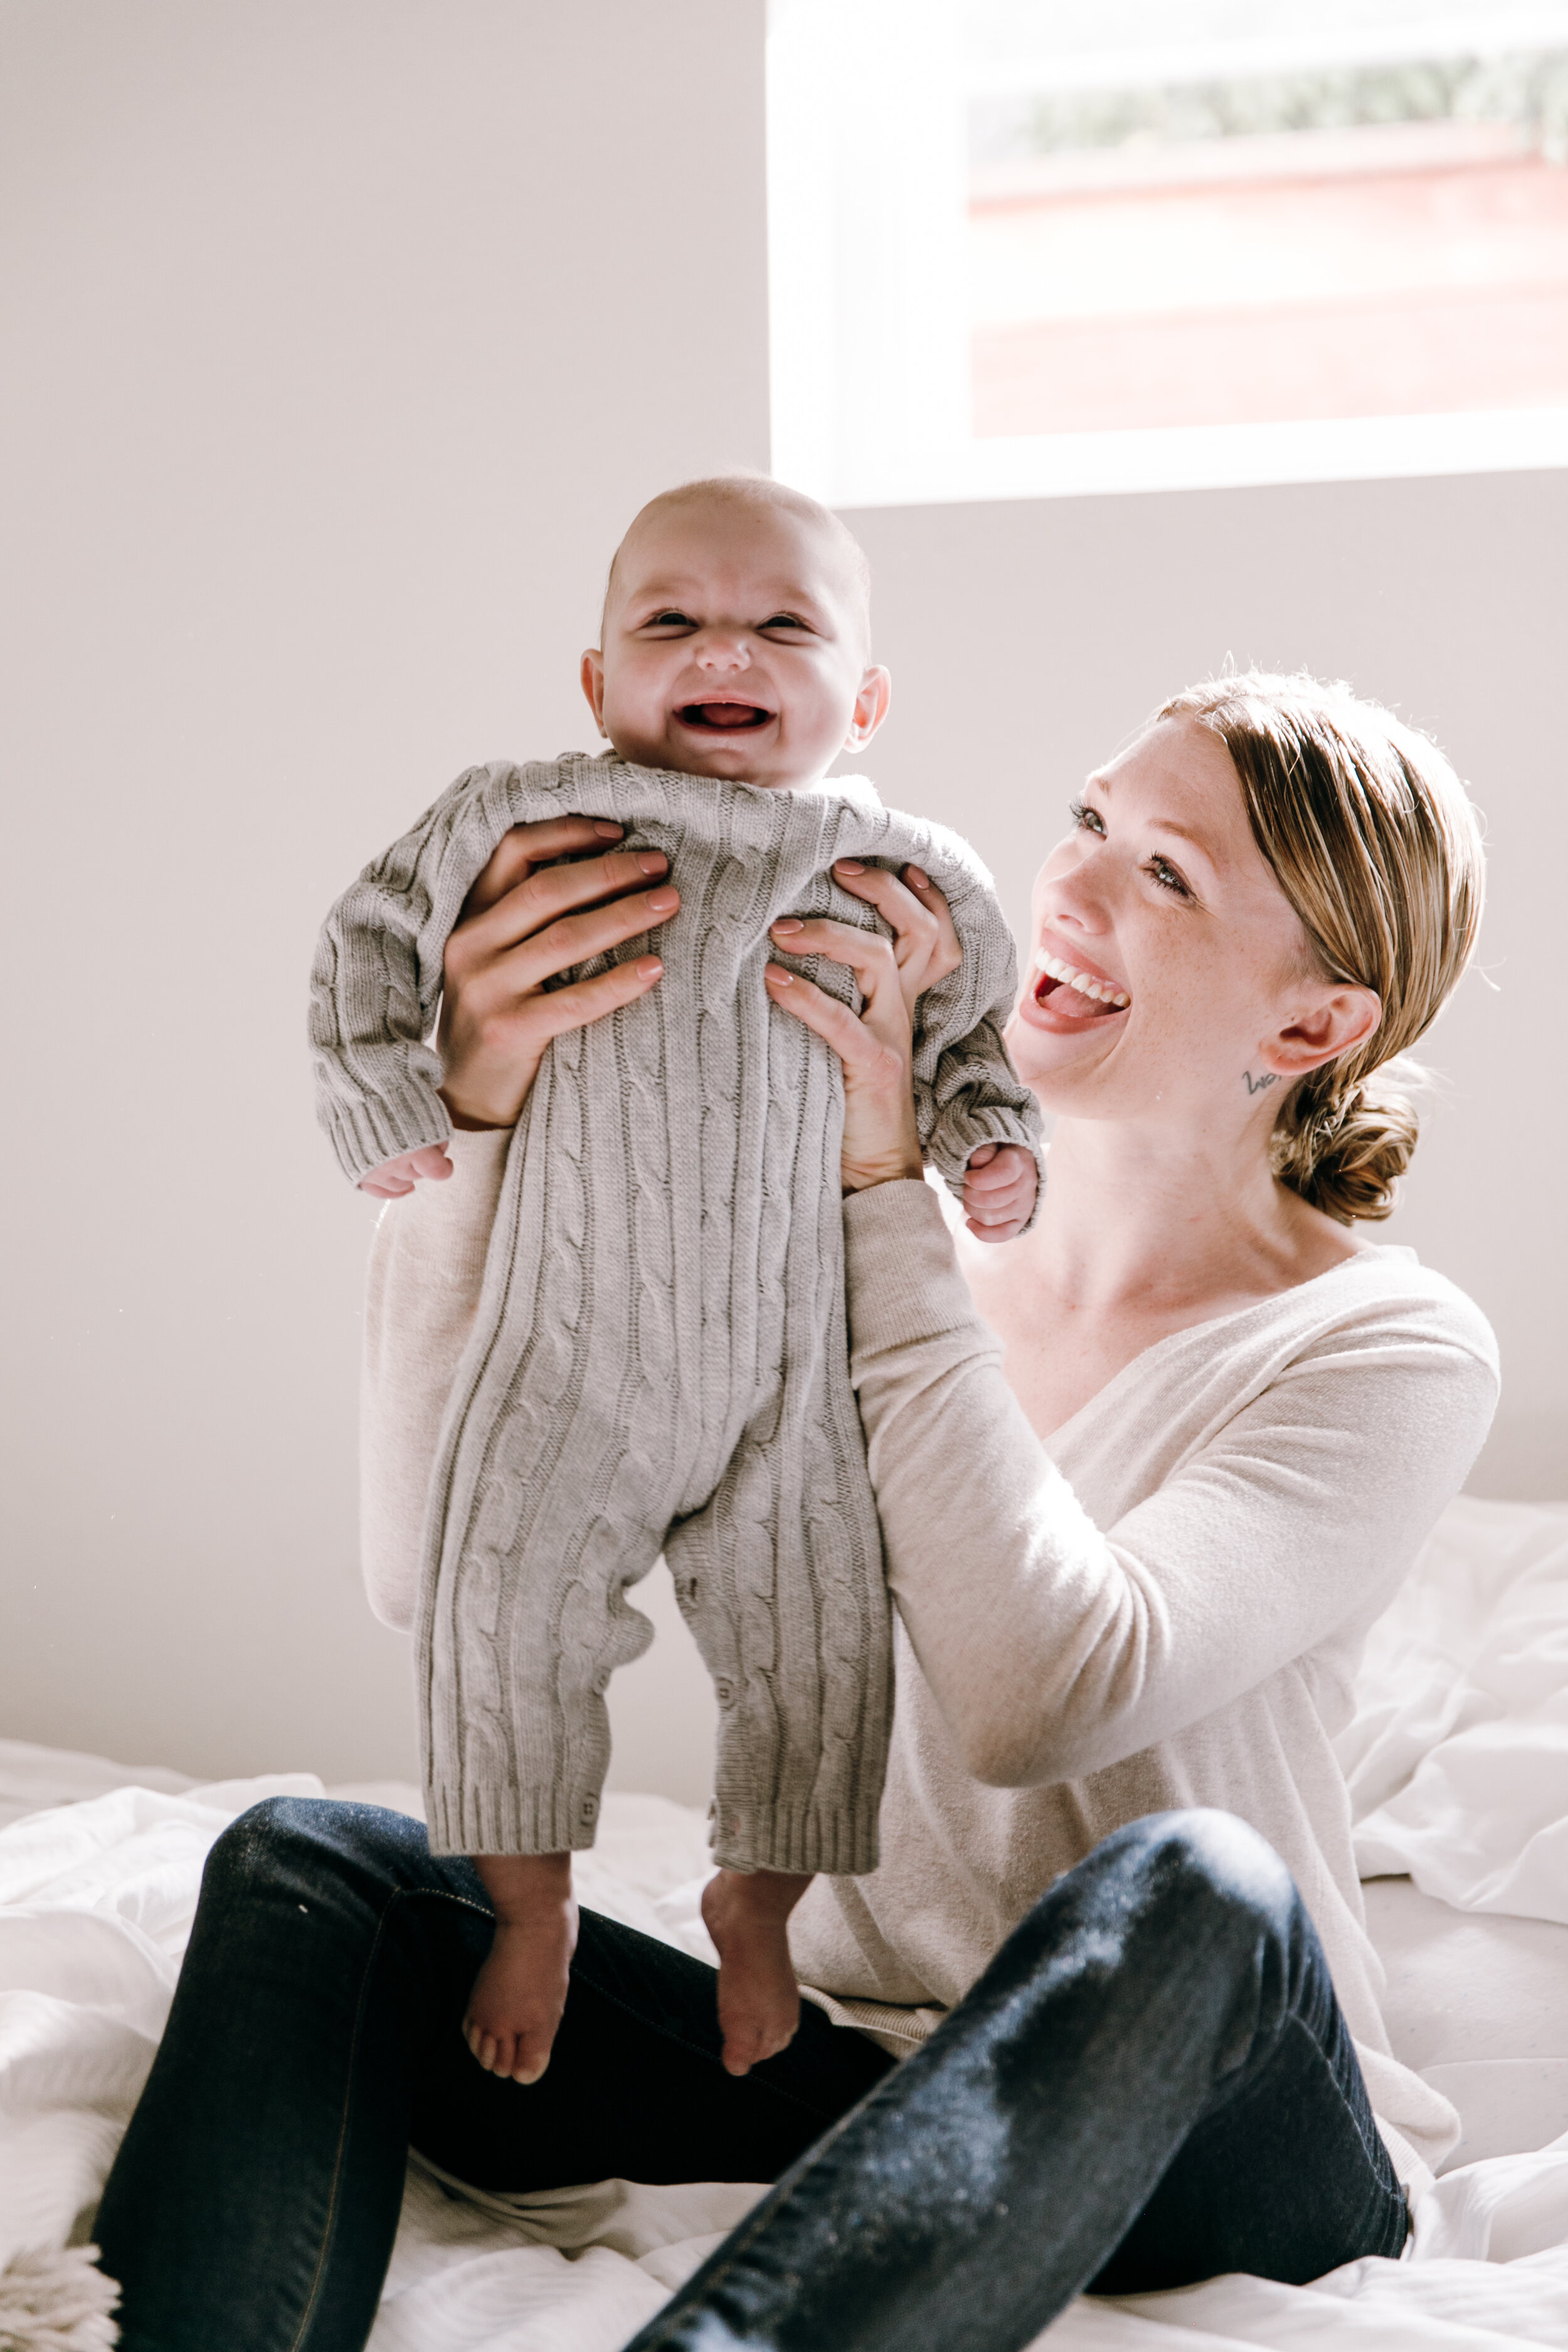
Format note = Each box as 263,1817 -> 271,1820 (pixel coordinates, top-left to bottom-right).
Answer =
465,1851 -> 578,2084
701,1867 -> 813,2076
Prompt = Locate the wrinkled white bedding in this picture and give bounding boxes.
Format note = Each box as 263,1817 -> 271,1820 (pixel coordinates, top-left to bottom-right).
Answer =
1342,1496 -> 1568,1921
4,1494 -> 1568,2349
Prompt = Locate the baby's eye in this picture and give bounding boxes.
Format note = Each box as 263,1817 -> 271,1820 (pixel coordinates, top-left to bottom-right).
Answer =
760,612 -> 812,634
644,609 -> 697,630
1069,798 -> 1104,835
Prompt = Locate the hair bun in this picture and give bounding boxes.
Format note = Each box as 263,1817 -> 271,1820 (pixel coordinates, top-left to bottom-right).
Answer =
1270,1068 -> 1419,1225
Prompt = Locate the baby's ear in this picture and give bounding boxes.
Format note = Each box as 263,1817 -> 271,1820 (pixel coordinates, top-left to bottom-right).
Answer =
580,647 -> 608,735
844,665 -> 892,751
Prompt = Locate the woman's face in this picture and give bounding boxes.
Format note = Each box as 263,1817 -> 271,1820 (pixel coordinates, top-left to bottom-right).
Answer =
1007,717 -> 1337,1130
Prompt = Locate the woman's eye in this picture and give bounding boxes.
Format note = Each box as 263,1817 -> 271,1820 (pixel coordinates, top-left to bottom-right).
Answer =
1069,798 -> 1104,835
1146,856 -> 1191,898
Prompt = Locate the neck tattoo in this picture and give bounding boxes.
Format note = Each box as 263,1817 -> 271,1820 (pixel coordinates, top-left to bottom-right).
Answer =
1244,1069 -> 1281,1095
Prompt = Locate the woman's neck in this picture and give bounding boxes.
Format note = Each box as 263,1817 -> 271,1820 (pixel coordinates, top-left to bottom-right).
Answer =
958,1116 -> 1372,1443
1022,1116 -> 1367,1317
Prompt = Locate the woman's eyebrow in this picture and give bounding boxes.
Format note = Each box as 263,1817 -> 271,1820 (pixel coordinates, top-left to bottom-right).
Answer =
1091,775 -> 1222,869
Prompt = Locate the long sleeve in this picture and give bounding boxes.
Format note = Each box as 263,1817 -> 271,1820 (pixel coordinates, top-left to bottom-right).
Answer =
842,1180 -> 1500,1791
359,1129 -> 511,1631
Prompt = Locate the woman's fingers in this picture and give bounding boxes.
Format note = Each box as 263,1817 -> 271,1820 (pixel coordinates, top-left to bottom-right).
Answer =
765,965 -> 924,1192
520,953 -> 667,1044
460,816 -> 625,921
827,859 -> 962,1013
482,884 -> 678,999
763,962 -> 902,1081
767,914 -> 903,1009
457,846 -> 669,963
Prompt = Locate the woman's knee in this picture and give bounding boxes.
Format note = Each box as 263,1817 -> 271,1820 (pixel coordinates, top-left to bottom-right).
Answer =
1078,1809 -> 1300,1953
201,1793 -> 433,1912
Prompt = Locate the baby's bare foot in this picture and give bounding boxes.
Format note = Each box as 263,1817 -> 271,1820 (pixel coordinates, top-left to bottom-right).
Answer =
465,1853 -> 577,2084
701,1867 -> 813,2077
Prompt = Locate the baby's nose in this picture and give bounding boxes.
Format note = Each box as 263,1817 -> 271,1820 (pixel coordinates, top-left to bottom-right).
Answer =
696,628 -> 749,666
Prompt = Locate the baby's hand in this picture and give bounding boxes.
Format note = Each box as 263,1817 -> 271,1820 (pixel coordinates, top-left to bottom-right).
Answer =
963,1142 -> 1037,1244
465,1853 -> 578,2084
358,1143 -> 455,1199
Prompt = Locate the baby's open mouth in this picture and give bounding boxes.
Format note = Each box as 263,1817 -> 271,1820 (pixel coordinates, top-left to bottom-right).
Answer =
1035,954 -> 1130,1017
677,701 -> 773,731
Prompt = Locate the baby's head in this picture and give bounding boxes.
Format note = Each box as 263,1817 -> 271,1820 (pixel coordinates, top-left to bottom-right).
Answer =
581,475 -> 890,792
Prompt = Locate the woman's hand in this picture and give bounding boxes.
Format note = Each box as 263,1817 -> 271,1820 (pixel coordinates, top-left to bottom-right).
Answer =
356,815 -> 679,1194
765,861 -> 960,1195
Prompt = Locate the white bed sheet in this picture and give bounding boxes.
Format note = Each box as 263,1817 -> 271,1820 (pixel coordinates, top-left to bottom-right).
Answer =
7,1490 -> 1568,2347
0,1747 -> 1565,2350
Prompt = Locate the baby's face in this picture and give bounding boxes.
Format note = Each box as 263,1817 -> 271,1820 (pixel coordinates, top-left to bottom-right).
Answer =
582,498 -> 889,790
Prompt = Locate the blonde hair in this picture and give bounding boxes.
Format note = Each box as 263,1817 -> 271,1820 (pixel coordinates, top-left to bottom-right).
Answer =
1158,672 -> 1485,1224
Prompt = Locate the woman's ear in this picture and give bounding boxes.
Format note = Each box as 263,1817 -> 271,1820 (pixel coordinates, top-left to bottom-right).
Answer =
580,648 -> 609,738
843,665 -> 893,752
1262,984 -> 1383,1078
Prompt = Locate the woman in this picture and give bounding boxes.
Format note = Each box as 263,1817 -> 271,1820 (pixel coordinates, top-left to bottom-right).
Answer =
97,672 -> 1497,2350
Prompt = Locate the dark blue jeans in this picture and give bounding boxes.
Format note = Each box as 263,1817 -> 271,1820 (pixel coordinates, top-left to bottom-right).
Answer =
94,1801 -> 1406,2351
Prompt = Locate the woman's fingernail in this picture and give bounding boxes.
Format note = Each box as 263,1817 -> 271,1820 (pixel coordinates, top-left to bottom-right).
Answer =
636,851 -> 667,873
647,887 -> 678,911
765,964 -> 793,985
595,821 -> 624,837
638,957 -> 664,980
771,917 -> 803,935
834,859 -> 866,876
906,866 -> 930,889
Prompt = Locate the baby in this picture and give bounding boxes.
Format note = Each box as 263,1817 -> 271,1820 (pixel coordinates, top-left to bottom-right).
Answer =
310,475 -> 1041,2084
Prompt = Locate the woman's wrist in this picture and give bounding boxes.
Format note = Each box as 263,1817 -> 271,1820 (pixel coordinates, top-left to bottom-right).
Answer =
437,1050 -> 538,1131
443,1099 -> 516,1133
842,1143 -> 926,1194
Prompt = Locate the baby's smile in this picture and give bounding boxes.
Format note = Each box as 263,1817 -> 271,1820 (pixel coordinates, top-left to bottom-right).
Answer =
675,697 -> 775,733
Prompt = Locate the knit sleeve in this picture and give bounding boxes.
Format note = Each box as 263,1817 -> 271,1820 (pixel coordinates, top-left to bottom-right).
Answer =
916,1010 -> 1044,1221
309,761 -> 569,1184
842,1181 -> 1500,1789
359,1129 -> 511,1631
899,862 -> 1043,1214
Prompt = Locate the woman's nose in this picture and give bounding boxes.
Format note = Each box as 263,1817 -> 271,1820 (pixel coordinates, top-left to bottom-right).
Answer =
1041,851 -> 1108,937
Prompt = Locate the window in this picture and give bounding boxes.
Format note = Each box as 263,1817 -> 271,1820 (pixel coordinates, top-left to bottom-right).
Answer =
768,0 -> 1568,502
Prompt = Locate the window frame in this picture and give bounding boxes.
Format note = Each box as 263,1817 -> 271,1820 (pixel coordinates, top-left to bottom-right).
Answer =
766,0 -> 1568,506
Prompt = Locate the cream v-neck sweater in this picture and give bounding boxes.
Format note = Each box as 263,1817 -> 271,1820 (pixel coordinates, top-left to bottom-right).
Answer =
362,1140 -> 1498,2196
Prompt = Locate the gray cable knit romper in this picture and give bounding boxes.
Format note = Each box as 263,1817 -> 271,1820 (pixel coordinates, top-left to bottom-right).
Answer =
312,753 -> 1041,1875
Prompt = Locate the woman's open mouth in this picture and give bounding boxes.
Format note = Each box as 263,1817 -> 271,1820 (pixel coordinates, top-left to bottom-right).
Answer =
676,701 -> 773,731
1032,953 -> 1130,1020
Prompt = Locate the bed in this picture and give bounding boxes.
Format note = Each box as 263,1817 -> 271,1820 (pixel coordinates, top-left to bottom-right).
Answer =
4,1492 -> 1567,2351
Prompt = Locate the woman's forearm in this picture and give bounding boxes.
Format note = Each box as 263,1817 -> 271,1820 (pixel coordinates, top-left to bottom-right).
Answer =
843,1181 -> 1493,1787
359,1127 -> 511,1628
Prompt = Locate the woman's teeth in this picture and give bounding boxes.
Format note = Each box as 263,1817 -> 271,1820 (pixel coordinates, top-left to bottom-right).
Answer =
1037,954 -> 1130,1012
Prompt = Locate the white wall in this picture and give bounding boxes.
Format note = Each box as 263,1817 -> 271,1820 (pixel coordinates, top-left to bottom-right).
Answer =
842,475 -> 1568,1502
3,4 -> 1560,1804
1,0 -> 761,1794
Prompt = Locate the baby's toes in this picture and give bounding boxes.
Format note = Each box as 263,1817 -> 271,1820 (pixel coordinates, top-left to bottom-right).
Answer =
465,2020 -> 506,2074
508,2023 -> 551,2085
720,2021 -> 768,2078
